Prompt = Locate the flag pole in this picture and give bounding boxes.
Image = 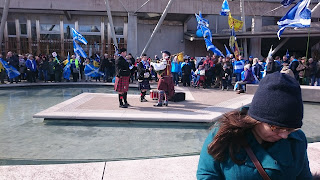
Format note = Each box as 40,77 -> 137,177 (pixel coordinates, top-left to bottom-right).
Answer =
305,2 -> 320,59
104,0 -> 118,50
239,0 -> 248,59
140,0 -> 175,57
0,0 -> 10,52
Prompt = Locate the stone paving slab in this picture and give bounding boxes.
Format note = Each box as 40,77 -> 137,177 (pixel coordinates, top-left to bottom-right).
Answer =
0,162 -> 105,180
33,88 -> 254,122
1,142 -> 319,180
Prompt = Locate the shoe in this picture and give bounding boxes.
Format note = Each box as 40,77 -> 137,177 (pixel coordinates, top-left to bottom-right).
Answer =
163,101 -> 168,106
124,103 -> 131,107
221,87 -> 224,91
153,103 -> 163,107
226,87 -> 229,91
119,104 -> 128,108
236,90 -> 241,94
140,98 -> 148,102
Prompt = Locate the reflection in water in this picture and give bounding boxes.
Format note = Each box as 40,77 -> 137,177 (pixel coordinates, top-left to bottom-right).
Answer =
0,87 -> 210,165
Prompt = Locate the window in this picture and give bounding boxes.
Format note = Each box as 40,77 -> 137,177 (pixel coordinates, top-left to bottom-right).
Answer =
114,26 -> 123,35
64,24 -> 75,39
7,22 -> 16,35
20,24 -> 27,35
79,25 -> 100,32
40,24 -> 60,32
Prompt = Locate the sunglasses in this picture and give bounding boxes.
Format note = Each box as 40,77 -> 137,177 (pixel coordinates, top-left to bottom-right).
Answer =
268,124 -> 299,134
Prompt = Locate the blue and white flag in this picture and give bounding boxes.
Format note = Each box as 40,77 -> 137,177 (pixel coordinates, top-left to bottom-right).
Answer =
224,44 -> 231,57
72,28 -> 88,45
286,49 -> 290,58
195,11 -> 224,57
205,39 -> 224,57
277,0 -> 311,39
84,64 -> 104,78
281,0 -> 296,7
63,52 -> 71,80
73,41 -> 87,58
0,58 -> 20,79
220,0 -> 230,16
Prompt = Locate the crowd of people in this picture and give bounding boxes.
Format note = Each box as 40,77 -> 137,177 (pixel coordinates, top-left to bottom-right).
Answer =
1,51 -> 320,93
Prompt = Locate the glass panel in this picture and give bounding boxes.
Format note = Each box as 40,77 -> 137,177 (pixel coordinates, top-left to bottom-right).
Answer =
114,26 -> 123,35
40,24 -> 60,32
7,22 -> 16,35
64,24 -> 75,39
79,25 -> 100,32
20,24 -> 27,35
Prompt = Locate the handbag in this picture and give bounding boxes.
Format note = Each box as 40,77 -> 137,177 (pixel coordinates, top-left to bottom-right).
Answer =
243,140 -> 271,180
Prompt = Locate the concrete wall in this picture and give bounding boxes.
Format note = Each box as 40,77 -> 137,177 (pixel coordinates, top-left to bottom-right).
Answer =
137,23 -> 184,58
246,84 -> 320,103
1,0 -> 319,18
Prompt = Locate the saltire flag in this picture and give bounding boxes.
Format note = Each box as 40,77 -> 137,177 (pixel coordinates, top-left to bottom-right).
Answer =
205,39 -> 224,57
228,13 -> 244,31
72,28 -> 88,45
286,49 -> 290,58
195,11 -> 224,57
84,64 -> 104,78
0,58 -> 20,79
113,44 -> 120,56
195,12 -> 209,30
281,0 -> 296,7
277,0 -> 311,39
224,44 -> 231,57
63,52 -> 71,80
220,0 -> 230,16
229,27 -> 240,60
73,41 -> 87,58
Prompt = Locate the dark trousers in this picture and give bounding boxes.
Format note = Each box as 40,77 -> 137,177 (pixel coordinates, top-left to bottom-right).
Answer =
182,74 -> 191,86
72,73 -> 79,82
27,70 -> 36,83
55,72 -> 62,82
0,70 -> 5,83
222,78 -> 228,88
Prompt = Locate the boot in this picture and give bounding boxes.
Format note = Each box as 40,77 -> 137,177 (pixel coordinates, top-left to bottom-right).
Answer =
123,92 -> 130,106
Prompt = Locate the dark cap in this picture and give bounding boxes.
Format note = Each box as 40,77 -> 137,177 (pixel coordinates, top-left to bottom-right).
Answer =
119,48 -> 127,53
161,50 -> 171,57
142,53 -> 147,57
248,72 -> 303,128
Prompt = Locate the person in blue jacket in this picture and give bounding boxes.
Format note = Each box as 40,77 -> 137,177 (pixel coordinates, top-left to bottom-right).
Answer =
25,54 -> 37,83
197,72 -> 312,180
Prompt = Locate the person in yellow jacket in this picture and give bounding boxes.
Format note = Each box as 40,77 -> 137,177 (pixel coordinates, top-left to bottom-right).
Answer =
0,54 -> 5,84
70,55 -> 80,82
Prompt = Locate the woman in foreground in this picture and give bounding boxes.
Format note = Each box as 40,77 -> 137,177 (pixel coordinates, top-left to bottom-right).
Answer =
197,72 -> 312,180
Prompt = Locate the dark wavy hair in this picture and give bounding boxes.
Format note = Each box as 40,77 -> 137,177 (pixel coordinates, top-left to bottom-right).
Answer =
207,110 -> 259,164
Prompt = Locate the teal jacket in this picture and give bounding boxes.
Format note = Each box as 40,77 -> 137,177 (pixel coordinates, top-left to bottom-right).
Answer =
197,127 -> 312,180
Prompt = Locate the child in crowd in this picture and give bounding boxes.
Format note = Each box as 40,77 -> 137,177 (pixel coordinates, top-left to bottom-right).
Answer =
195,65 -> 206,88
221,64 -> 232,91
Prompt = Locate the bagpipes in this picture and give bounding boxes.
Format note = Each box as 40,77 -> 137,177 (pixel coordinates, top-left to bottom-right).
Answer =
150,52 -> 184,75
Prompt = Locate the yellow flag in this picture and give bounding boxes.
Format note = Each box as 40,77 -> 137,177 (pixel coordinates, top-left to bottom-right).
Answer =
177,52 -> 184,63
228,13 -> 243,31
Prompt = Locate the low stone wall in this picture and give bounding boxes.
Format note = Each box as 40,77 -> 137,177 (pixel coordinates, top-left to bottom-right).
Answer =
246,84 -> 320,103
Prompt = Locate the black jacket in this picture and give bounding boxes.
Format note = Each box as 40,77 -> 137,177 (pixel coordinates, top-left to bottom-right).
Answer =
115,56 -> 130,77
137,61 -> 151,80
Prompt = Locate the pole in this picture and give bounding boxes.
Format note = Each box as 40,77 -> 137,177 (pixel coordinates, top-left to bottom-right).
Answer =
239,0 -> 248,59
140,0 -> 175,57
0,0 -> 10,52
104,0 -> 118,50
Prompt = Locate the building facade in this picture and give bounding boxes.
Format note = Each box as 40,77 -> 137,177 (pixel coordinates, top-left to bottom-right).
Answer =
1,0 -> 320,59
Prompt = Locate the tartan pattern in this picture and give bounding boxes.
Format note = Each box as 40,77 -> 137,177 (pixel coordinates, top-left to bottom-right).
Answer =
114,76 -> 130,92
138,79 -> 151,90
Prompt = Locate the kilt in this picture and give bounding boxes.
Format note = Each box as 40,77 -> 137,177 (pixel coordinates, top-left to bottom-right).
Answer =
114,76 -> 130,92
138,79 -> 151,90
157,76 -> 175,98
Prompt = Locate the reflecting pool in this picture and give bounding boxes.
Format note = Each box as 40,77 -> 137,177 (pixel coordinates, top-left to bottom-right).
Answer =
0,87 -> 211,165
